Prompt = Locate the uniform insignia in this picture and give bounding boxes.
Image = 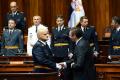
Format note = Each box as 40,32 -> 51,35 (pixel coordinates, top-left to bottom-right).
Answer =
95,32 -> 97,35
41,44 -> 44,47
20,12 -> 24,14
21,35 -> 23,39
24,17 -> 26,21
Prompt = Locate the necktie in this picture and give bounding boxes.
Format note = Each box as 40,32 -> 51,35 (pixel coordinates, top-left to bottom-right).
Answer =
9,30 -> 12,35
83,28 -> 86,32
46,43 -> 50,49
45,43 -> 52,53
36,26 -> 37,32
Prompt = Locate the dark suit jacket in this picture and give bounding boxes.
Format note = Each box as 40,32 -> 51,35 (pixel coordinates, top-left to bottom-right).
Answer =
71,38 -> 96,80
51,26 -> 74,58
32,40 -> 57,70
5,11 -> 26,31
79,26 -> 99,52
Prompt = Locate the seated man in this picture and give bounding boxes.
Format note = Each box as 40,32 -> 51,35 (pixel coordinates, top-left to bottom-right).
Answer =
1,19 -> 24,56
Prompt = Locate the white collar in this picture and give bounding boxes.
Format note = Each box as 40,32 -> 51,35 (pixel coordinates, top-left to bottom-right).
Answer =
81,26 -> 84,31
116,26 -> 120,31
9,28 -> 14,31
12,11 -> 17,14
76,37 -> 82,45
58,25 -> 64,30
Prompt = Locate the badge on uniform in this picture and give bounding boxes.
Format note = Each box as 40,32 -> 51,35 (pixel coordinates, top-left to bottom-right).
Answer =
95,32 -> 97,35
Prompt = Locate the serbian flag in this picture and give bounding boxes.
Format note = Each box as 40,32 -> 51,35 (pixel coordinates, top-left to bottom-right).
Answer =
68,0 -> 85,28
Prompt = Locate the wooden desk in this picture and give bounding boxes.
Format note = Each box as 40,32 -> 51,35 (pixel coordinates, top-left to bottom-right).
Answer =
0,56 -> 32,61
0,72 -> 58,80
0,64 -> 34,73
0,56 -> 33,73
95,64 -> 120,80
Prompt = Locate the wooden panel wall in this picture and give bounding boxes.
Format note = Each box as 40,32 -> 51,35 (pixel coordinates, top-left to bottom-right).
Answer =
0,0 -> 120,39
84,0 -> 110,40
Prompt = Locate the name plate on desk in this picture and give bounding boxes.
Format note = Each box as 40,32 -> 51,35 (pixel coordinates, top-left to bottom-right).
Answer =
10,61 -> 24,64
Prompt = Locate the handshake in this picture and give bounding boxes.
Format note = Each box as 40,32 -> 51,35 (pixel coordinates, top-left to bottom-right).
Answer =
56,62 -> 75,70
56,62 -> 67,70
56,53 -> 74,70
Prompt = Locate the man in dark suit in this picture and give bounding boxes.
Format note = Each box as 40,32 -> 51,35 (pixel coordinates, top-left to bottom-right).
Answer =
5,1 -> 26,32
108,16 -> 120,59
32,26 -> 62,73
77,16 -> 99,58
1,19 -> 24,56
51,15 -> 73,80
68,28 -> 96,80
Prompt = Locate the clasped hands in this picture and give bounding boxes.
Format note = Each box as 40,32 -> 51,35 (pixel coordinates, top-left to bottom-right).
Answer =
56,53 -> 73,70
56,62 -> 67,70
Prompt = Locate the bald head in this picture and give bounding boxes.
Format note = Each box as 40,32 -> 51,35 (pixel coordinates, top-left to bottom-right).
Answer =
10,1 -> 18,12
33,16 -> 41,26
37,26 -> 49,41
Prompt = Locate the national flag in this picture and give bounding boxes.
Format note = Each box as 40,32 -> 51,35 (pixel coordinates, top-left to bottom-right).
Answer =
68,0 -> 85,28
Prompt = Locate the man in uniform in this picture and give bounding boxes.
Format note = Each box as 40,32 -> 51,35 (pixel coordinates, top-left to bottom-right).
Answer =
5,1 -> 26,32
1,19 -> 24,56
32,26 -> 62,73
77,16 -> 99,58
51,15 -> 73,80
27,15 -> 46,56
108,16 -> 120,59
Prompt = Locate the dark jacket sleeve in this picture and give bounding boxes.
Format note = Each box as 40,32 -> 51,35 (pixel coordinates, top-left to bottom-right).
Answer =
32,44 -> 56,69
18,30 -> 24,52
91,28 -> 99,52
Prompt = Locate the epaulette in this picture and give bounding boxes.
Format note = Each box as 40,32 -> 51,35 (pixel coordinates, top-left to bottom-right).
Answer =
15,29 -> 21,32
90,26 -> 95,28
20,12 -> 24,14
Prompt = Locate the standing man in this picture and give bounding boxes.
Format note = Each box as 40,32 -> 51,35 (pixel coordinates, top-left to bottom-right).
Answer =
51,15 -> 73,80
5,1 -> 26,32
32,26 -> 62,73
27,15 -> 46,56
68,28 -> 96,80
1,19 -> 24,56
108,16 -> 120,59
77,16 -> 99,57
